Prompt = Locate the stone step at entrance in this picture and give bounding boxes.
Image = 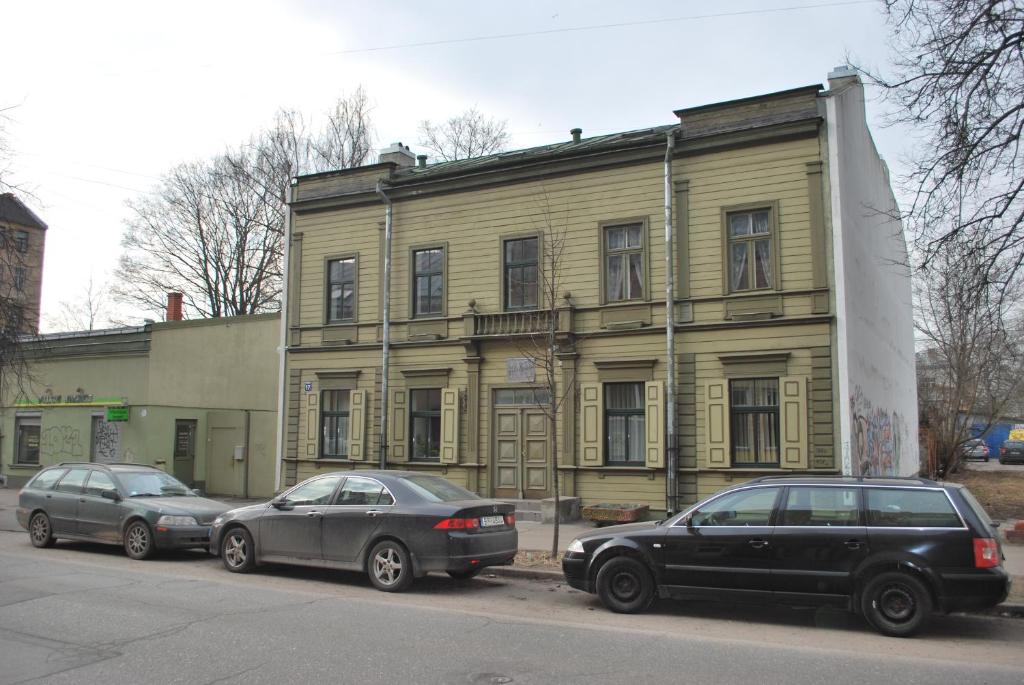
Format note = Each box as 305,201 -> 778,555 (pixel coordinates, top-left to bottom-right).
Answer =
498,499 -> 543,522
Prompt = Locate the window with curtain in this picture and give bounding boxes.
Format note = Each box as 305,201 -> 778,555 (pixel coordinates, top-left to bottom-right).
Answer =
727,209 -> 772,291
413,248 -> 444,316
321,390 -> 350,458
504,237 -> 539,310
730,378 -> 779,466
604,224 -> 644,301
604,382 -> 645,464
409,388 -> 442,461
327,258 -> 356,322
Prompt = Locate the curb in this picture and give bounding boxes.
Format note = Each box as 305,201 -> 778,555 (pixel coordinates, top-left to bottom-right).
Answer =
484,566 -> 564,582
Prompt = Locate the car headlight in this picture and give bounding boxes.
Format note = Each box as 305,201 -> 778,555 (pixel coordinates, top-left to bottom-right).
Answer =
212,515 -> 225,526
566,538 -> 585,554
157,515 -> 198,527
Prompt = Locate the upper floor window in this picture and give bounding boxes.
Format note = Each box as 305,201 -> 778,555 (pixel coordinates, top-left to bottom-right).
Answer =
727,208 -> 773,291
604,223 -> 644,302
321,390 -> 350,458
413,248 -> 444,317
504,237 -> 539,310
14,230 -> 28,254
327,258 -> 355,323
605,382 -> 645,465
730,378 -> 779,466
13,266 -> 26,293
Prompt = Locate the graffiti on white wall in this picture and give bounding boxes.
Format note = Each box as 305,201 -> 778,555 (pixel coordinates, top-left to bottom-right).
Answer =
851,386 -> 906,476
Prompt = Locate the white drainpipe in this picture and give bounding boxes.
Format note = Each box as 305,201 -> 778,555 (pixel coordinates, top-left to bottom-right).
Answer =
376,181 -> 394,469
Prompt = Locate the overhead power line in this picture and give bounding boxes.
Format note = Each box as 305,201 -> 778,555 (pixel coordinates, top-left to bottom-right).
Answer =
325,1 -> 876,56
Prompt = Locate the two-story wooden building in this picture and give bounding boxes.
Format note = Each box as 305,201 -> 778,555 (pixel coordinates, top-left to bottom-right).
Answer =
277,69 -> 918,515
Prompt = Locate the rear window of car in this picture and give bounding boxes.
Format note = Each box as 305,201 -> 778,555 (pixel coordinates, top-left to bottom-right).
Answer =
1004,441 -> 1024,448
865,488 -> 962,528
26,468 -> 68,491
399,475 -> 479,502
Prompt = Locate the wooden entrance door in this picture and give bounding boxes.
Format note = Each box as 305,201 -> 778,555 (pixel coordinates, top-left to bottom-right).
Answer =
492,404 -> 550,500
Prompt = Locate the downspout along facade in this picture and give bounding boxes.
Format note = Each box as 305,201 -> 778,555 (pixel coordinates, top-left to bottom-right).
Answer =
376,181 -> 394,469
664,130 -> 678,514
273,183 -> 294,494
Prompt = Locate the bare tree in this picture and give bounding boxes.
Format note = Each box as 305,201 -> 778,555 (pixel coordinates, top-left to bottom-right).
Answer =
116,89 -> 375,319
512,191 -> 575,557
46,276 -> 113,332
914,233 -> 1023,476
418,107 -> 510,162
866,1 -> 1024,286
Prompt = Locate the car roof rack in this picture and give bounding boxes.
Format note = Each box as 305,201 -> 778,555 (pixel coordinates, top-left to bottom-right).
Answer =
55,461 -> 161,469
746,474 -> 940,486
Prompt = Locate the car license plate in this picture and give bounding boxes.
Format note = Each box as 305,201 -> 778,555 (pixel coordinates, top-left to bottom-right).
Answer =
480,515 -> 504,527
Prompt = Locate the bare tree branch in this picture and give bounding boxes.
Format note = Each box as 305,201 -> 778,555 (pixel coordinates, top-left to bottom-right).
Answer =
418,107 -> 510,162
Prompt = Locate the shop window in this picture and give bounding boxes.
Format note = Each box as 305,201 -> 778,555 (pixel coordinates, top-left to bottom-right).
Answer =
14,416 -> 40,464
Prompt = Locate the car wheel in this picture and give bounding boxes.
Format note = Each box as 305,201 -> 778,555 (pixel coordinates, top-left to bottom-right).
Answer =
595,556 -> 655,614
447,568 -> 482,580
221,527 -> 256,573
860,572 -> 932,637
123,520 -> 155,560
28,512 -> 55,548
368,540 -> 413,592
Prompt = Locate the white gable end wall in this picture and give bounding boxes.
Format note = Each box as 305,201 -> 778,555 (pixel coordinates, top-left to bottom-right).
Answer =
825,72 -> 919,477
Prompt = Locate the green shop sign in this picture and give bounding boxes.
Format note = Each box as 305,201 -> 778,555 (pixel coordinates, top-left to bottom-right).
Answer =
105,406 -> 130,422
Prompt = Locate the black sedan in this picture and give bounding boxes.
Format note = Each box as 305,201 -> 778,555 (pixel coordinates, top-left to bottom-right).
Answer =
210,471 -> 517,591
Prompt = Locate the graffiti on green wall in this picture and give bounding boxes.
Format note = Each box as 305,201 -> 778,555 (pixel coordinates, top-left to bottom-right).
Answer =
41,425 -> 84,460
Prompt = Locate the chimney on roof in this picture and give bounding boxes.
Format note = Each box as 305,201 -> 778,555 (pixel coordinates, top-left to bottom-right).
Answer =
570,128 -> 582,144
827,64 -> 860,89
380,142 -> 416,168
166,292 -> 183,322
416,154 -> 428,169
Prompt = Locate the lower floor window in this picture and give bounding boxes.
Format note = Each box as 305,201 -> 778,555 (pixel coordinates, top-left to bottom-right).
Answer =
15,416 -> 40,464
410,388 -> 441,461
605,382 -> 645,464
730,378 -> 779,466
321,390 -> 350,458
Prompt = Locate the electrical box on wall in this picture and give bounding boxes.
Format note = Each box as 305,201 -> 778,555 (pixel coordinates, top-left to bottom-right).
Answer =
233,445 -> 245,461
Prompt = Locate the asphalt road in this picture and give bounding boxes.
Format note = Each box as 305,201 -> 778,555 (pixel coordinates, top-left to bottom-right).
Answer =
1,532 -> 1023,685
964,458 -> 1024,473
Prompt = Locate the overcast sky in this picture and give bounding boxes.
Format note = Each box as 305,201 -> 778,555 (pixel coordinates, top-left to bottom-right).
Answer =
2,0 -> 904,331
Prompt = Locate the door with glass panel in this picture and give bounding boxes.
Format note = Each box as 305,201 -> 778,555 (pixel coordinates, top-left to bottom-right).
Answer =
492,388 -> 550,500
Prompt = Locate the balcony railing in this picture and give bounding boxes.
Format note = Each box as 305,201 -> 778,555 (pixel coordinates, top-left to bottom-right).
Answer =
462,305 -> 573,338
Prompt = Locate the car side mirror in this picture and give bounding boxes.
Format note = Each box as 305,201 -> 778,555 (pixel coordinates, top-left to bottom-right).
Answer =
685,515 -> 694,529
271,498 -> 293,511
101,490 -> 122,502
191,488 -> 204,497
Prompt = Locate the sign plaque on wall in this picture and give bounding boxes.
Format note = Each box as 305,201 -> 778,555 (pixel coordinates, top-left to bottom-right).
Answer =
105,406 -> 130,422
506,358 -> 536,383
304,382 -> 313,392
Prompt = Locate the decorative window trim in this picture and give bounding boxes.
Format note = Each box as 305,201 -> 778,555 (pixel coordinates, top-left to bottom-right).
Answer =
598,217 -> 650,305
720,200 -> 781,295
594,358 -> 658,382
400,367 -> 451,389
499,231 -> 544,312
323,253 -> 359,325
409,242 -> 448,319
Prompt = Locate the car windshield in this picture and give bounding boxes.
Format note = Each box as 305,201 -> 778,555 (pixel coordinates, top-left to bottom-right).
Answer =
400,475 -> 479,502
117,470 -> 192,497
1005,441 -> 1024,448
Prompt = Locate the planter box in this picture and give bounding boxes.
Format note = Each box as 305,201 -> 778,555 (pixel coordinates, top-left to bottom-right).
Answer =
581,503 -> 650,525
540,496 -> 581,523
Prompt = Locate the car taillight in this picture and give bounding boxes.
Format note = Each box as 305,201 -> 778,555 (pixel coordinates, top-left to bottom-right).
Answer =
434,517 -> 480,530
504,513 -> 516,526
974,538 -> 1000,568
1001,447 -> 1008,455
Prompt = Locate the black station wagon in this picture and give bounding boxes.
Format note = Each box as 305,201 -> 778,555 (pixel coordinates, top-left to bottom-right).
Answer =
562,476 -> 1010,637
